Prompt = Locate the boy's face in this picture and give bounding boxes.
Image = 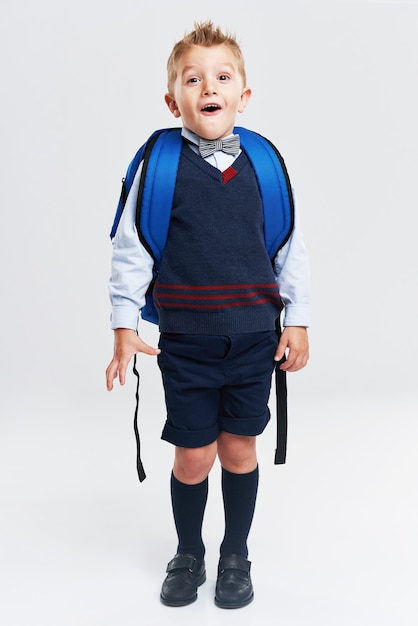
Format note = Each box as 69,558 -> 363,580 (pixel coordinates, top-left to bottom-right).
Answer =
165,45 -> 251,140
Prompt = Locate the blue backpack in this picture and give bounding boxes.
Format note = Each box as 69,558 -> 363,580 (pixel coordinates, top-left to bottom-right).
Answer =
111,127 -> 294,324
111,127 -> 292,481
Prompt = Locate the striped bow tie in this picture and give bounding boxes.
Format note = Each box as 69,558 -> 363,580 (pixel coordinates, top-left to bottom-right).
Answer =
199,135 -> 240,158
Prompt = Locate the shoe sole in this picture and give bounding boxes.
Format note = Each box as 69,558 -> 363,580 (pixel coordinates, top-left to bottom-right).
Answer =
214,592 -> 254,609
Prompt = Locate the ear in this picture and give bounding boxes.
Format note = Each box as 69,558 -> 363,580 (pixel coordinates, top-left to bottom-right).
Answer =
237,87 -> 252,113
165,93 -> 181,118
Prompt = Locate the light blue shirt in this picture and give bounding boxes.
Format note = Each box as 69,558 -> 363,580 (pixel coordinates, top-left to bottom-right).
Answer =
109,128 -> 310,330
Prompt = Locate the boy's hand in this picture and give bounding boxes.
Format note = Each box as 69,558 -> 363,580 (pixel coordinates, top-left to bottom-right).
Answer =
274,326 -> 309,372
106,328 -> 161,391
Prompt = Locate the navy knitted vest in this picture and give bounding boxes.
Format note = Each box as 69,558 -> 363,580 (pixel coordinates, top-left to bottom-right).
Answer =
154,145 -> 283,334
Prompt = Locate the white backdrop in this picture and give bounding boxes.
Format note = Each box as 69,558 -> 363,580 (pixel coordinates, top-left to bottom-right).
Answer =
1,1 -> 417,625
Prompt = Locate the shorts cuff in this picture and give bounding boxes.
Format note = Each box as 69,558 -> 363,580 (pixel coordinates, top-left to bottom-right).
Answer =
161,422 -> 219,448
221,410 -> 271,437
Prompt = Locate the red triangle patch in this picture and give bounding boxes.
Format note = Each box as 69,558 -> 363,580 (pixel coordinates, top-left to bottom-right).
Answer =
222,166 -> 238,184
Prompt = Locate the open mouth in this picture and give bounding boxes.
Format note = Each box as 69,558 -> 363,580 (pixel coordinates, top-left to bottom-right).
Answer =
201,104 -> 221,112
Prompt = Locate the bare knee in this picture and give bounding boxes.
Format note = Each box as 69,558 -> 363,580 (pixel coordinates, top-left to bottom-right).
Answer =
173,442 -> 217,484
217,432 -> 257,474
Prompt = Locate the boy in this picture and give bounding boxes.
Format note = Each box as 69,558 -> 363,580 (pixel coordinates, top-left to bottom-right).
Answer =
106,21 -> 309,609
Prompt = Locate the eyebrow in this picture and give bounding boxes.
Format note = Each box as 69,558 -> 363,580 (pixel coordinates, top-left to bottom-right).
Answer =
181,62 -> 236,76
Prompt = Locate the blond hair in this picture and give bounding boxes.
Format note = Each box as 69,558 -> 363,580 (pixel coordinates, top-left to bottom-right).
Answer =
167,21 -> 247,93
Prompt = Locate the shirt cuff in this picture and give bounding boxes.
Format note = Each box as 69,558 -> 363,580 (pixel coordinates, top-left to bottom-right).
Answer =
110,305 -> 139,330
282,304 -> 310,328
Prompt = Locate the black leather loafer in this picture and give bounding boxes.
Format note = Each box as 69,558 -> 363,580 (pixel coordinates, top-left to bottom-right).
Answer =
215,554 -> 254,609
160,554 -> 206,607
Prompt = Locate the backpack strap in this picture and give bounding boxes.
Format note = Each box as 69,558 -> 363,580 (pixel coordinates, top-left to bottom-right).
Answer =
274,319 -> 288,464
136,128 -> 183,263
131,129 -> 183,481
109,128 -> 177,240
237,128 -> 292,464
136,129 -> 183,325
110,139 -> 148,240
132,353 -> 146,482
235,127 -> 294,258
274,365 -> 288,464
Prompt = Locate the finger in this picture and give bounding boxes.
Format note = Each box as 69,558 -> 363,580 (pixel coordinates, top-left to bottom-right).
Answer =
106,360 -> 119,391
280,351 -> 308,372
280,352 -> 296,371
137,338 -> 161,356
280,360 -> 297,372
274,339 -> 287,362
118,360 -> 128,386
140,346 -> 161,356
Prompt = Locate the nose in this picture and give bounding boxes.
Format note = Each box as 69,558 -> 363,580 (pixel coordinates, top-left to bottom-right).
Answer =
202,78 -> 217,95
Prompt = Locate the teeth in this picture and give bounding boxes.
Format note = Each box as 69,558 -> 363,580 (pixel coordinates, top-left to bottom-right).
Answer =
202,104 -> 220,112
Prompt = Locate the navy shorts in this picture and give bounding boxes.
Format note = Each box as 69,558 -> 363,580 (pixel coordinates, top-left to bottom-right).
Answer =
157,331 -> 278,448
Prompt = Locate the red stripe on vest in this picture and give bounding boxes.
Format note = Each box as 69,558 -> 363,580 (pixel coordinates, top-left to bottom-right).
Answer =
156,283 -> 278,291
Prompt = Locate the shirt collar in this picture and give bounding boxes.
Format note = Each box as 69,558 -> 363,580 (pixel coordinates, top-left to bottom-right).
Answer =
181,127 -> 236,146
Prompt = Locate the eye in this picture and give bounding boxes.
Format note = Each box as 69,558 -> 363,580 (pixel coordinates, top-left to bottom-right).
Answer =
218,74 -> 230,81
186,76 -> 200,84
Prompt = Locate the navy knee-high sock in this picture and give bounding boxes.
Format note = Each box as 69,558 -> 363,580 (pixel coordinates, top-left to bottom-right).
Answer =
170,473 -> 208,559
220,466 -> 259,559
